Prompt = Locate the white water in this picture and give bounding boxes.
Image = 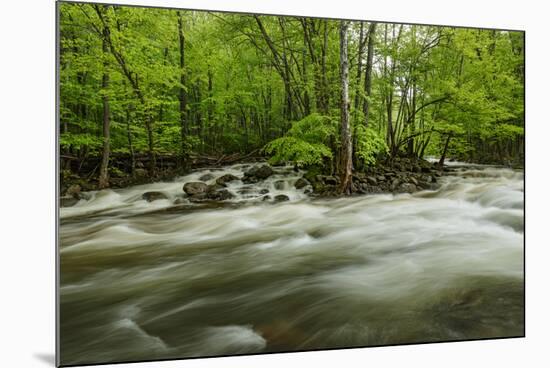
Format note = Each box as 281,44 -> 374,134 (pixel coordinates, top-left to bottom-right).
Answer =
59,163 -> 524,365
60,164 -> 310,220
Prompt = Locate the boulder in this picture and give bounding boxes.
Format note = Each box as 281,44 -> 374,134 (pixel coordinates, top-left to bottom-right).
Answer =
409,176 -> 419,186
135,168 -> 148,178
183,182 -> 208,196
303,167 -> 323,183
417,181 -> 432,190
274,180 -> 286,190
274,194 -> 290,202
294,178 -> 310,189
216,174 -> 240,186
60,196 -> 79,207
352,173 -> 366,181
142,191 -> 169,202
262,195 -> 272,201
400,183 -> 417,193
206,189 -> 234,201
366,176 -> 378,185
206,183 -> 225,193
199,173 -> 215,181
351,182 -> 362,193
323,176 -> 338,186
66,184 -> 81,199
188,193 -> 208,202
259,188 -> 270,194
391,178 -> 401,191
173,197 -> 187,205
243,165 -> 274,183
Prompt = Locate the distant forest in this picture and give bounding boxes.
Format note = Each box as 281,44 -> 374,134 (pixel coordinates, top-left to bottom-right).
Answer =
59,2 -> 524,191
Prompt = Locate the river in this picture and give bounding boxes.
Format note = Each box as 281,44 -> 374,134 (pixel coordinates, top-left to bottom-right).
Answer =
59,162 -> 524,365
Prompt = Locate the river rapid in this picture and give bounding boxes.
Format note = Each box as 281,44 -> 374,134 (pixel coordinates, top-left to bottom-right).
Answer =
59,162 -> 524,365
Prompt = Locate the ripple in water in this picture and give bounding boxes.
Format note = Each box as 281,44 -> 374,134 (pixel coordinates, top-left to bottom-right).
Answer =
59,163 -> 524,365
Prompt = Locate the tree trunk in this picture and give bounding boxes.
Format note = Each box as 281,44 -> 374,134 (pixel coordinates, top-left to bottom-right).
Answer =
125,107 -> 136,176
339,21 -> 353,195
177,11 -> 188,168
98,14 -> 111,189
439,134 -> 452,167
321,21 -> 329,113
407,82 -> 417,156
353,22 -> 365,113
352,22 -> 365,166
363,22 -> 376,127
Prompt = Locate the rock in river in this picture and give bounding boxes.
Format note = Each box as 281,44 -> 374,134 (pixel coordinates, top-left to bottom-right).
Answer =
66,184 -> 82,199
199,173 -> 215,181
142,191 -> 168,202
274,180 -> 286,190
294,178 -> 310,189
399,183 -> 417,193
216,174 -> 240,186
183,182 -> 208,196
274,194 -> 290,202
243,165 -> 274,183
206,189 -> 234,201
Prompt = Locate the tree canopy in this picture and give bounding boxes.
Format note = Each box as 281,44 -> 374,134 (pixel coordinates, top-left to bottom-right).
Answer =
59,3 -> 524,187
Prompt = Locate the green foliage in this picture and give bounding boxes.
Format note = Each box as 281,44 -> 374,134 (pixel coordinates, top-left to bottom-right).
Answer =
108,166 -> 125,177
58,2 -> 524,172
287,113 -> 338,144
493,124 -> 524,140
263,136 -> 333,166
263,113 -> 337,166
60,133 -> 102,151
355,125 -> 389,166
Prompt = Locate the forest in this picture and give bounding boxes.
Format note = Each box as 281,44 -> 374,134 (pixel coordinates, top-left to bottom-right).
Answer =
58,2 -> 524,193
58,4 -> 525,364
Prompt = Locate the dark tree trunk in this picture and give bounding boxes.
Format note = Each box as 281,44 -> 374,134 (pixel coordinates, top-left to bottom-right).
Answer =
98,12 -> 111,189
339,21 -> 353,195
363,22 -> 376,127
178,11 -> 188,168
352,22 -> 365,166
407,82 -> 417,156
439,134 -> 452,167
321,21 -> 330,113
353,22 -> 365,113
125,107 -> 136,176
207,67 -> 214,149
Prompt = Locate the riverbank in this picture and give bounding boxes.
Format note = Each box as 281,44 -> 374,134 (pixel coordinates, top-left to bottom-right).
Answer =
305,156 -> 444,197
60,156 -> 449,207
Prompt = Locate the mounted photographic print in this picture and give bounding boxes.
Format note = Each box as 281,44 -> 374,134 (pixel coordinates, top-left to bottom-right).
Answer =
57,1 -> 525,366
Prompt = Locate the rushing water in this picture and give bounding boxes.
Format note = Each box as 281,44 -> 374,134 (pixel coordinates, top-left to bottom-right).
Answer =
59,163 -> 524,365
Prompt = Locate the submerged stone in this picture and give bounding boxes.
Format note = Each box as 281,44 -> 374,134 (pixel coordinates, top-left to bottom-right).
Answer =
142,191 -> 169,202
274,194 -> 290,202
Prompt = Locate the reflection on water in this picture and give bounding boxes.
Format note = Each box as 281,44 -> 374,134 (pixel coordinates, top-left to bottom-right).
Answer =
59,163 -> 524,365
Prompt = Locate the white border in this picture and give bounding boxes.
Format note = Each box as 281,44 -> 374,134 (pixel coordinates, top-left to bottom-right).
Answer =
1,0 -> 548,367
